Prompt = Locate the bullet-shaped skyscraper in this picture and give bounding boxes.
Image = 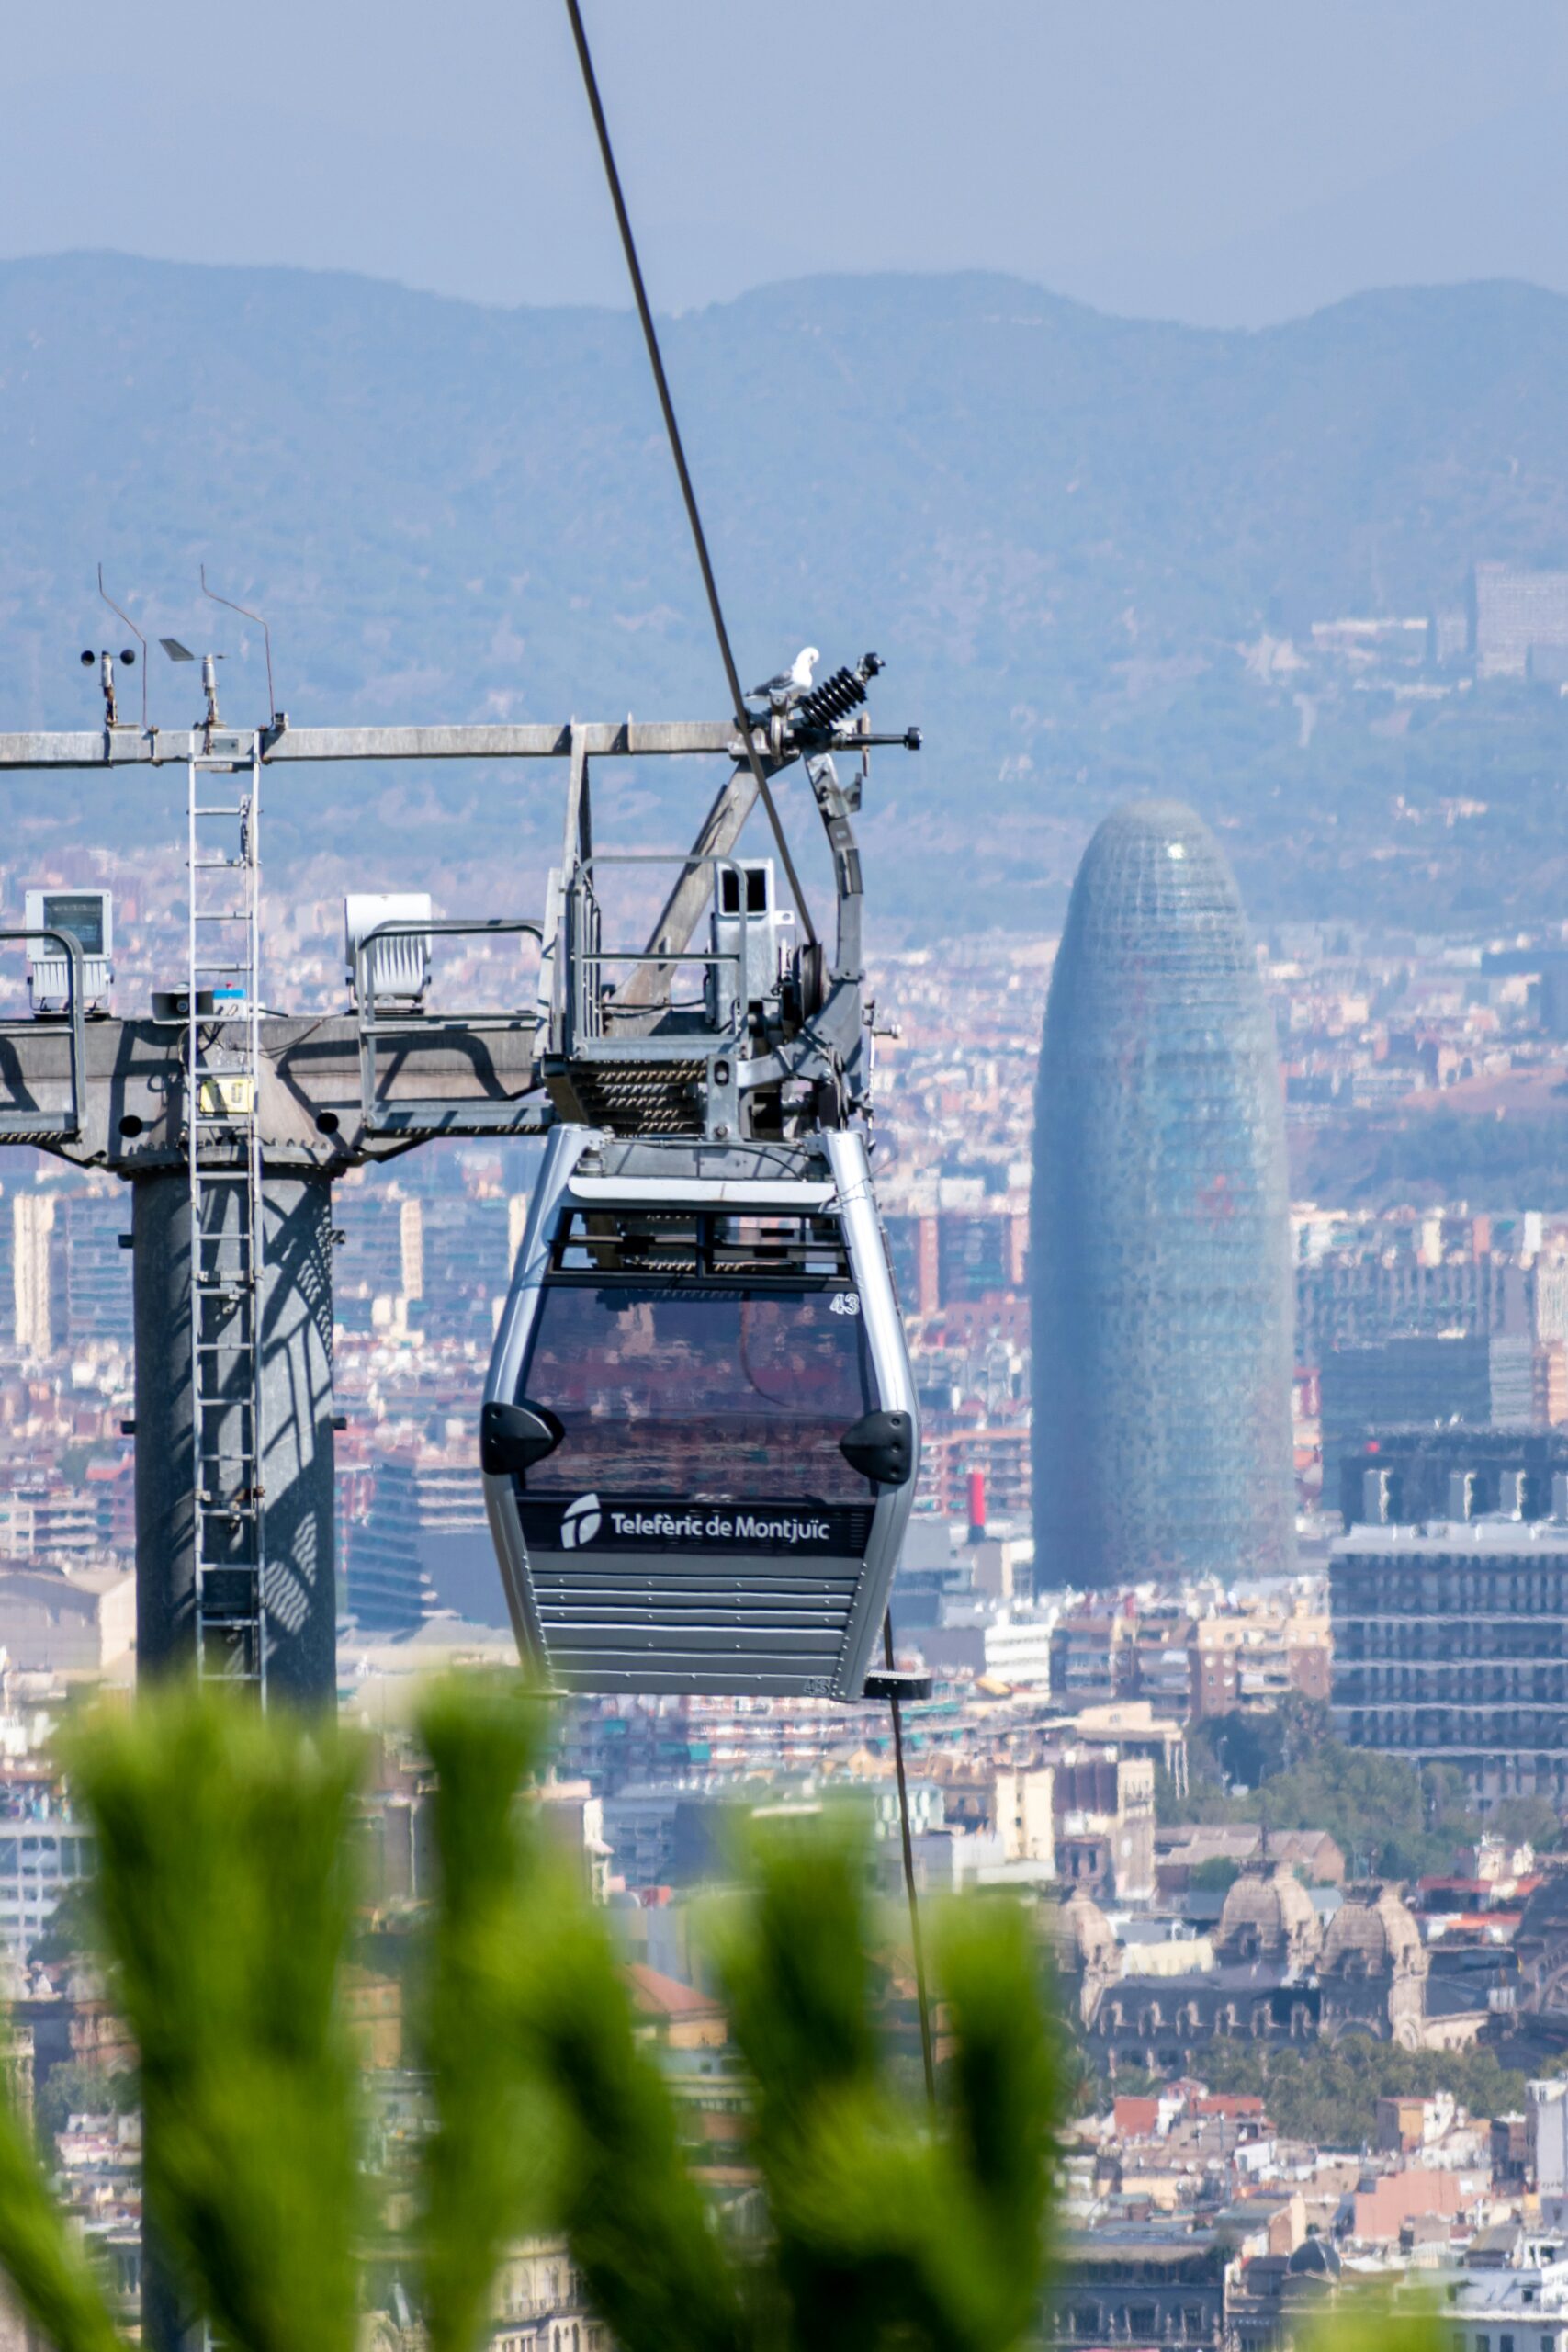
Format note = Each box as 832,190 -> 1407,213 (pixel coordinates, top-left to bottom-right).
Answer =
1032,800 -> 1294,1590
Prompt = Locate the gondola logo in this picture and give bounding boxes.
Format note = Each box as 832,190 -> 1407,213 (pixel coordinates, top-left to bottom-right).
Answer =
560,1493 -> 603,1548
605,1507 -> 833,1546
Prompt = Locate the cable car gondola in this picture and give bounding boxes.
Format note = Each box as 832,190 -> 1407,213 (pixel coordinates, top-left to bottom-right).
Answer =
480,659 -> 919,1702
482,1123 -> 917,1696
471,0 -> 925,1703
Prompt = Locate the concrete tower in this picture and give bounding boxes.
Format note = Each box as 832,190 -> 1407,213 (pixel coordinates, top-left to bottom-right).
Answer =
1032,799 -> 1294,1590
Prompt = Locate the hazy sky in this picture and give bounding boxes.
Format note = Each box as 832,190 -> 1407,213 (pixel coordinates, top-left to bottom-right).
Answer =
4,3 -> 1568,324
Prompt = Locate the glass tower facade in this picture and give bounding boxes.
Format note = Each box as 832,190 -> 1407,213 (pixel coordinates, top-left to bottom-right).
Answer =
1031,799 -> 1294,1590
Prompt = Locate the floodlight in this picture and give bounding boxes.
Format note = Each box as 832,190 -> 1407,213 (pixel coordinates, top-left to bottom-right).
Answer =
23,887 -> 114,1016
344,892 -> 434,1007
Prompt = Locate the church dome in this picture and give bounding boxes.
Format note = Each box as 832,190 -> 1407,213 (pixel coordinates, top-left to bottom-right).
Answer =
1216,1862 -> 1321,1965
1320,1885 -> 1425,1978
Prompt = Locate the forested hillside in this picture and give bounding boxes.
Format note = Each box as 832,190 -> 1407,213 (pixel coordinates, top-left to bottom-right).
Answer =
4,255 -> 1568,931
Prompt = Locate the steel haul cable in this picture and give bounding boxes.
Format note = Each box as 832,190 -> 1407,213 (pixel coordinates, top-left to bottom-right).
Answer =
884,1609 -> 938,2107
561,0 -> 818,950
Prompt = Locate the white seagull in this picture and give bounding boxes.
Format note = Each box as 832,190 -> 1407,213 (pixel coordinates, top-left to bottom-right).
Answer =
748,645 -> 818,703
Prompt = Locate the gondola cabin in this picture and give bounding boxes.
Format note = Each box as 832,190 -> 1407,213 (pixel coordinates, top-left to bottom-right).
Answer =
481,1124 -> 918,1697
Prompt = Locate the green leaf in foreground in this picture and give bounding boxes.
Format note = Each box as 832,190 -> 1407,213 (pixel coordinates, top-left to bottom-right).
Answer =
0,2091 -> 123,2352
67,1689 -> 365,2352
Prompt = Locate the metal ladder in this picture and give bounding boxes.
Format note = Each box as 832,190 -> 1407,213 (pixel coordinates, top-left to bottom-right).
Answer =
186,744 -> 267,1693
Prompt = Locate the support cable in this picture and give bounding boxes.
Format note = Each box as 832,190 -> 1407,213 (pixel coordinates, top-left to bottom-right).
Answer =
884,1610 -> 936,2109
561,0 -> 818,949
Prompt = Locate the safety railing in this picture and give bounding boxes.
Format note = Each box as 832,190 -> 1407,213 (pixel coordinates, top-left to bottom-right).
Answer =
0,928 -> 86,1139
354,916 -> 546,1136
564,855 -> 748,1059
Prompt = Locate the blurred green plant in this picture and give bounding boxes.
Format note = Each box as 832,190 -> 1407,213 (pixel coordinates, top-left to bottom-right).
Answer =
0,1680 -> 1066,2352
1296,2277 -> 1454,2352
73,1690 -> 366,2352
415,1676 -> 554,2352
710,1821 -> 1057,2352
0,2091 -> 123,2352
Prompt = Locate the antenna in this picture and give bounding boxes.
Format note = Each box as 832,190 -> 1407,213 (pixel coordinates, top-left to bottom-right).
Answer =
200,565 -> 278,727
97,565 -> 148,730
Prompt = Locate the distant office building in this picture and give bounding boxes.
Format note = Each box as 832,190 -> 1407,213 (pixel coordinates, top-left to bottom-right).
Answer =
885,1213 -> 940,1317
419,1193 -> 515,1338
920,1611 -> 1056,1687
58,1191 -> 132,1347
343,1450 -> 502,1633
0,1489 -> 96,1566
0,1814 -> 96,1959
343,1456 -> 433,1634
1320,1332 -> 1534,1498
0,1185 -> 133,1354
1429,607 -> 1469,667
882,1201 -> 1027,1318
1472,561 -> 1568,680
1332,1518 -> 1568,1800
333,1191 -> 407,1333
1032,801 -> 1294,1589
601,1786 -> 728,1893
403,1453 -> 501,1621
938,1205 -> 1025,1304
333,1185 -> 519,1340
1341,1425 -> 1568,1528
1294,1251 -> 1529,1363
12,1193 -> 58,1359
889,1517 -> 985,1635
399,1197 -> 423,1300
0,1565 -> 133,1671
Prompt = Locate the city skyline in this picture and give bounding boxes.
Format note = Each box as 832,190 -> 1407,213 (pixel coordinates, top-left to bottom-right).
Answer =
7,10 -> 1568,2350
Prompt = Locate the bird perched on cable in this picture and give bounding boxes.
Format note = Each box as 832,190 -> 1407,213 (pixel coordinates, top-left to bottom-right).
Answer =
747,646 -> 818,707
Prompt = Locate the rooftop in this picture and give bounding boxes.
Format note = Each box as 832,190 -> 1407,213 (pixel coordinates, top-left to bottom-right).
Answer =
1333,1519 -> 1568,1555
624,1964 -> 726,2022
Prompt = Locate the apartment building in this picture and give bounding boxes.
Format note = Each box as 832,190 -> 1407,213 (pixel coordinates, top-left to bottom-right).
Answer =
1332,1518 -> 1568,1802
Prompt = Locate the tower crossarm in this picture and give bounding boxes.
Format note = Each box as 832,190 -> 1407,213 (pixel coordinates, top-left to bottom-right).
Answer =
0,713 -> 918,772
0,1012 -> 547,1175
0,718 -> 766,769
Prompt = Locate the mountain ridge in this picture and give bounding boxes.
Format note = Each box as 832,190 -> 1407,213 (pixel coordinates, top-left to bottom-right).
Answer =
4,254 -> 1568,933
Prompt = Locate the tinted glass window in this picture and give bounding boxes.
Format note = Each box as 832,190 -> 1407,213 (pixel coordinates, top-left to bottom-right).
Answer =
519,1282 -> 874,1501
43,894 -> 105,955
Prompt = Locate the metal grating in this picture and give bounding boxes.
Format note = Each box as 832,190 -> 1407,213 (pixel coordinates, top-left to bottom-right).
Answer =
568,1059 -> 706,1135
530,1552 -> 863,1693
